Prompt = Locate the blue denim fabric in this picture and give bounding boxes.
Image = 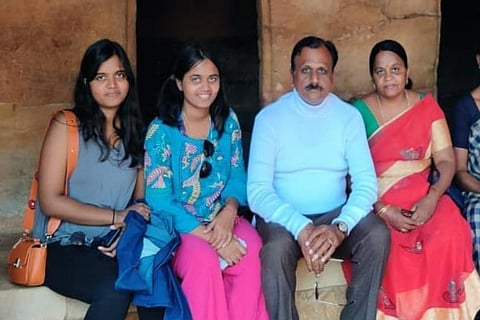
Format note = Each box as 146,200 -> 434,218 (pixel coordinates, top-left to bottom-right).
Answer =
115,209 -> 192,320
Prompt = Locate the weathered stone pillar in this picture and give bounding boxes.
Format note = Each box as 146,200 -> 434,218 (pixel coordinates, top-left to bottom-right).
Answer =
0,0 -> 136,230
0,0 -> 442,230
257,0 -> 441,104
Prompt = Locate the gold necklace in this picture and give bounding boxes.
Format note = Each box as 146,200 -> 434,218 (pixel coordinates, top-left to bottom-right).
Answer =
376,90 -> 410,124
375,94 -> 386,124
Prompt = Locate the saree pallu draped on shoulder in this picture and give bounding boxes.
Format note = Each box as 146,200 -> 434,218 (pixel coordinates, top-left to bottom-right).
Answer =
367,95 -> 480,319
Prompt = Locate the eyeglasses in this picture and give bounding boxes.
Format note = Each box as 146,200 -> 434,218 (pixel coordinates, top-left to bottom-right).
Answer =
200,140 -> 214,178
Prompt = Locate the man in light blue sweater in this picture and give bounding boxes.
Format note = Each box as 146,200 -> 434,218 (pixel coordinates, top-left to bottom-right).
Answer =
247,36 -> 390,320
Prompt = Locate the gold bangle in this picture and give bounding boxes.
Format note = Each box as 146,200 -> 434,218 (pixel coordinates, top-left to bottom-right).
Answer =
376,205 -> 390,218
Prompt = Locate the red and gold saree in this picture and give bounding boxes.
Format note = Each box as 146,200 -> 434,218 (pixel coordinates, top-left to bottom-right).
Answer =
353,94 -> 480,319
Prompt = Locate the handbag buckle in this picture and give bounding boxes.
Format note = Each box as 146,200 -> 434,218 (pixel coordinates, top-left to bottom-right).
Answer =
13,258 -> 21,268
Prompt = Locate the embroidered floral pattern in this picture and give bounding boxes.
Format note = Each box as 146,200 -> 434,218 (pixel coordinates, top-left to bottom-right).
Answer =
145,122 -> 159,139
442,279 -> 465,303
401,239 -> 424,254
145,111 -> 246,226
187,182 -> 201,205
378,287 -> 396,309
182,143 -> 197,169
232,146 -> 240,167
146,166 -> 171,188
399,146 -> 423,160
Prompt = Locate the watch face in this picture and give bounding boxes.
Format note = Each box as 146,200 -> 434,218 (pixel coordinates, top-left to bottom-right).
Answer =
337,222 -> 348,233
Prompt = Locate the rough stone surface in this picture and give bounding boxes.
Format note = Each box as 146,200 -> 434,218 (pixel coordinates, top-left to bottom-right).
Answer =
0,1 -> 135,105
0,0 -> 135,227
296,286 -> 345,320
0,0 -> 441,228
296,258 -> 347,319
258,0 -> 440,104
0,103 -> 67,232
1,232 -> 139,319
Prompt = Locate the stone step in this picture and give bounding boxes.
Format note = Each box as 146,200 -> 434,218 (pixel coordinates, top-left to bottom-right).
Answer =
295,258 -> 347,319
1,230 -> 347,320
0,232 -> 138,320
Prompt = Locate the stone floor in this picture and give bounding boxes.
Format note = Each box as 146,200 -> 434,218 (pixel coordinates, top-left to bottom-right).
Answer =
295,258 -> 346,319
1,230 -> 347,320
0,232 -> 138,320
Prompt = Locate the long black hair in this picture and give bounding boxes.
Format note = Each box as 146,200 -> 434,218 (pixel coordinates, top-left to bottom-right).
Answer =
369,39 -> 413,89
72,38 -> 144,167
155,42 -> 230,137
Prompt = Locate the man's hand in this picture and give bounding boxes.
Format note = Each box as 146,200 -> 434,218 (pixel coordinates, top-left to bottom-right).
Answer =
299,224 -> 346,275
297,224 -> 315,272
297,224 -> 327,275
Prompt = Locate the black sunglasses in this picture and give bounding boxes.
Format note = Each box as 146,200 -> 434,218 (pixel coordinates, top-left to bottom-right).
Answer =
200,140 -> 214,178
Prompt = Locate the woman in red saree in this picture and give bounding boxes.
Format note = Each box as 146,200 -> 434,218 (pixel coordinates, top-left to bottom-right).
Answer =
352,39 -> 480,319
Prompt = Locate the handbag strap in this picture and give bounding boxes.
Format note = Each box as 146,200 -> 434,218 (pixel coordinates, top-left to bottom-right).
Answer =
23,110 -> 79,235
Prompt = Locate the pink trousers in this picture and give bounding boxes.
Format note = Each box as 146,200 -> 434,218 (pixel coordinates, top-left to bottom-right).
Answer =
173,217 -> 269,320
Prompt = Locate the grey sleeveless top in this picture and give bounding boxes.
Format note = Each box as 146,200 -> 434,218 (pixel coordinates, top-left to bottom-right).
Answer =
36,129 -> 138,245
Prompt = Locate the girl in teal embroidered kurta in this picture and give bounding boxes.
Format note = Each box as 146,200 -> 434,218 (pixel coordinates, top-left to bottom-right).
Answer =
144,110 -> 246,232
143,42 -> 268,320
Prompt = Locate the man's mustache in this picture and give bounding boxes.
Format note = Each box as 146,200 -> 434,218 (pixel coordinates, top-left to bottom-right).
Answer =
305,83 -> 323,91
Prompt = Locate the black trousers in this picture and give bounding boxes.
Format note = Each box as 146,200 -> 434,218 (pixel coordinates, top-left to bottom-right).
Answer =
257,209 -> 390,320
45,242 -> 165,320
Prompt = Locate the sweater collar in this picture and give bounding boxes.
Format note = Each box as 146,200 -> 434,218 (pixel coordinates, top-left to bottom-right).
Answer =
292,89 -> 331,113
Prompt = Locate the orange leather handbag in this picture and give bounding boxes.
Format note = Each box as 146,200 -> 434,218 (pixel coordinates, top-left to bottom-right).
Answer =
8,236 -> 47,286
7,110 -> 78,286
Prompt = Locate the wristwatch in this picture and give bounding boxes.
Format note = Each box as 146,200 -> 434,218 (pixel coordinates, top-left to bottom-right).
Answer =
334,221 -> 348,235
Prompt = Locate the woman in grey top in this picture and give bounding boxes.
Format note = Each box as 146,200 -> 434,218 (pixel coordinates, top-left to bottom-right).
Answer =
37,39 -> 157,320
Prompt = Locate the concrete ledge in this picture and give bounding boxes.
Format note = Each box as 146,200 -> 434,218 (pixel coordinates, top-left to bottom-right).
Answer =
296,258 -> 347,319
0,232 -> 137,320
0,285 -> 89,320
1,231 -> 347,320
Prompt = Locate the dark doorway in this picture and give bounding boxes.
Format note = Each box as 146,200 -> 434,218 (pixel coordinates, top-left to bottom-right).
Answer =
136,0 -> 260,143
438,0 -> 480,124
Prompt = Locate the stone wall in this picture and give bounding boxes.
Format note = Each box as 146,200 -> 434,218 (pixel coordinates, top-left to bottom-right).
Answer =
258,0 -> 440,104
0,0 -> 136,231
0,0 -> 440,230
